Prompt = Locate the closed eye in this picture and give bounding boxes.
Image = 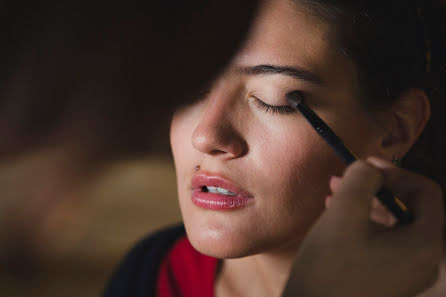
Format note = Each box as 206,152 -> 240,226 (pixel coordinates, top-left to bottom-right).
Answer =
253,96 -> 296,114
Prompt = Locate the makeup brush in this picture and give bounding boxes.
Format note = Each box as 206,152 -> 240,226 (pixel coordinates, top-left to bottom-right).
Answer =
286,90 -> 414,225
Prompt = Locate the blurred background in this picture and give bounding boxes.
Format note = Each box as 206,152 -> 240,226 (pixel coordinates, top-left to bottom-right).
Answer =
0,0 -> 258,296
1,0 -> 446,296
0,155 -> 181,297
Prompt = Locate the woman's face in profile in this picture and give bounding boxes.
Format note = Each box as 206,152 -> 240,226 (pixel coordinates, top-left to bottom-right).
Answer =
170,0 -> 385,258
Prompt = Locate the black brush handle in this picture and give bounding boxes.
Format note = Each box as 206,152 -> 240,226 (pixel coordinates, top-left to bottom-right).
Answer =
287,92 -> 414,225
295,100 -> 357,165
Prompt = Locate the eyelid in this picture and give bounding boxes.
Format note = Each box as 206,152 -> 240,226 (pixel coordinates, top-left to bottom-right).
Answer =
252,95 -> 296,114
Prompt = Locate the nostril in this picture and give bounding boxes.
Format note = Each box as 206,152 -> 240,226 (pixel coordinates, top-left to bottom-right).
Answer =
209,149 -> 229,156
191,113 -> 248,158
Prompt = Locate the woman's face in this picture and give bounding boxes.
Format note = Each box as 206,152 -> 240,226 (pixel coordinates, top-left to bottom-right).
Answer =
170,0 -> 384,258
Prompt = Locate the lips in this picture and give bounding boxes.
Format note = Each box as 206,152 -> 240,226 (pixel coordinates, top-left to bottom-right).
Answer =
191,173 -> 254,210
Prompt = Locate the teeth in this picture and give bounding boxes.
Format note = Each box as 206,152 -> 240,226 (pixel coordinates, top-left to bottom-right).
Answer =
204,186 -> 237,196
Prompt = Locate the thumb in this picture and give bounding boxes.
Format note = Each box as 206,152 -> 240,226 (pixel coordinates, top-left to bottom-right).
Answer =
327,160 -> 384,231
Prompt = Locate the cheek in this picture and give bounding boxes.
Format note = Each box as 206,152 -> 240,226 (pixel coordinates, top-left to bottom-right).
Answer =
246,120 -> 344,224
249,119 -> 343,195
170,109 -> 348,257
321,108 -> 383,159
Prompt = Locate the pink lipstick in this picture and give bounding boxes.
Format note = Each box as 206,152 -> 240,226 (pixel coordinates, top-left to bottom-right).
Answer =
191,173 -> 254,210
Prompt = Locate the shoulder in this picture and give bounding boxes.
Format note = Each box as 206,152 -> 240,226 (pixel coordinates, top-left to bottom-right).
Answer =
103,223 -> 186,297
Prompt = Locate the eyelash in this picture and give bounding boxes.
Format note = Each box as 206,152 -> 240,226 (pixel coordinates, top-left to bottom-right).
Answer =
253,96 -> 296,114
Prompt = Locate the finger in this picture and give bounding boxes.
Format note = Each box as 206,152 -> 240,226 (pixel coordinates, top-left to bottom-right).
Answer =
325,195 -> 333,208
328,184 -> 397,227
329,175 -> 342,193
327,193 -> 397,227
326,176 -> 341,208
422,266 -> 441,294
329,175 -> 397,226
370,198 -> 397,227
366,157 -> 444,234
366,157 -> 435,199
328,160 -> 384,230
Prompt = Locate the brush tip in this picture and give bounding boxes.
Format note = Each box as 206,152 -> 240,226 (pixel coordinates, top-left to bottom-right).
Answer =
286,91 -> 304,109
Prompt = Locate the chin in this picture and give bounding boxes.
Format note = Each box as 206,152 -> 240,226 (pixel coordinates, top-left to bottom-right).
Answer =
188,235 -> 264,259
183,219 -> 276,259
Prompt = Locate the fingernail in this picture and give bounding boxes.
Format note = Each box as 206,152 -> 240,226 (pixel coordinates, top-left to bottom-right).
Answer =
325,195 -> 333,208
366,156 -> 394,168
329,175 -> 342,185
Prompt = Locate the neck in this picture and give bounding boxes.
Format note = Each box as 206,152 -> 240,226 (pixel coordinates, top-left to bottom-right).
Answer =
216,244 -> 301,297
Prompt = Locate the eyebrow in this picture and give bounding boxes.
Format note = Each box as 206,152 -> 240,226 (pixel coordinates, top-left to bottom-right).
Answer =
237,64 -> 324,85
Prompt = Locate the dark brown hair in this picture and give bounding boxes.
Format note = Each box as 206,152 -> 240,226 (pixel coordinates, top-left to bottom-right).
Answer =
296,0 -> 446,184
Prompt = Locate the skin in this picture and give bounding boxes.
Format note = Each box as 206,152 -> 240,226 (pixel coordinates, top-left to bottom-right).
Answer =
170,1 -> 433,297
283,158 -> 444,297
325,171 -> 446,297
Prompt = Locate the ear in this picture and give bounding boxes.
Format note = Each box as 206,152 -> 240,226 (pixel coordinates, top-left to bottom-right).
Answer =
380,88 -> 431,159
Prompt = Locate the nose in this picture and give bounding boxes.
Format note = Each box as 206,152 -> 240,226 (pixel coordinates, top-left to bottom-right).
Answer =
191,99 -> 247,159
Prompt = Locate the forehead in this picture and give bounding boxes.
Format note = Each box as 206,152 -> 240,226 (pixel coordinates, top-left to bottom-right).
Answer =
233,0 -> 348,82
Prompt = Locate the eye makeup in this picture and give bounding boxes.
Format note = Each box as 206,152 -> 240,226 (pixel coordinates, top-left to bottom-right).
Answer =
286,90 -> 414,225
253,96 -> 295,114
